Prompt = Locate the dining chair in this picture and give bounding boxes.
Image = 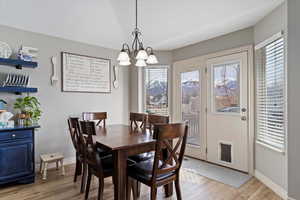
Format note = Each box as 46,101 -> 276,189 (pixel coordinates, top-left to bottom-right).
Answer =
79,120 -> 113,200
67,117 -> 87,193
127,123 -> 188,200
82,112 -> 107,127
82,112 -> 111,157
130,112 -> 147,129
79,120 -> 136,200
129,112 -> 152,162
133,114 -> 170,196
147,114 -> 170,132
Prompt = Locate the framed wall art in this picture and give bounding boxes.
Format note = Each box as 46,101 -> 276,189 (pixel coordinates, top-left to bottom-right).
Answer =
61,52 -> 111,93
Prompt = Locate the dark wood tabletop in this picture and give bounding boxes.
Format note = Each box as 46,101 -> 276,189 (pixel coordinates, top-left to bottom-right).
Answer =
93,124 -> 156,150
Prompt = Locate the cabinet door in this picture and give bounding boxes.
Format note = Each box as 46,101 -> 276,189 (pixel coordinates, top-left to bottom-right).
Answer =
0,140 -> 33,181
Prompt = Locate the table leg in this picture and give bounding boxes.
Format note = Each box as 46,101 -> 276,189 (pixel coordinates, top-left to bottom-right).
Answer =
113,150 -> 128,200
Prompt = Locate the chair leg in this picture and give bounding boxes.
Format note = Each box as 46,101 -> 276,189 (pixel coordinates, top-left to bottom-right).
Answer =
131,179 -> 138,200
98,177 -> 104,200
112,176 -> 115,185
74,159 -> 79,182
85,169 -> 92,200
136,181 -> 141,197
126,177 -> 132,200
40,160 -> 44,174
77,160 -> 82,175
39,159 -> 43,173
60,160 -> 65,176
42,162 -> 48,180
175,178 -> 182,200
81,162 -> 87,193
150,186 -> 157,200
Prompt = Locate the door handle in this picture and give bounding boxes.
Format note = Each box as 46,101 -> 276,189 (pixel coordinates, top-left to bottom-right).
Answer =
241,116 -> 247,121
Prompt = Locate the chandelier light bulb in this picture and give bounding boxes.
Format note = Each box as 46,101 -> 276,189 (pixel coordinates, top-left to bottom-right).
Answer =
119,60 -> 131,66
146,53 -> 158,64
135,59 -> 147,67
117,50 -> 130,61
136,49 -> 148,60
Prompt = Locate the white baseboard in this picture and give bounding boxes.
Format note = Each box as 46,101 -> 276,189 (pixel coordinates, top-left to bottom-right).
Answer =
288,198 -> 296,200
35,156 -> 76,172
255,170 -> 288,200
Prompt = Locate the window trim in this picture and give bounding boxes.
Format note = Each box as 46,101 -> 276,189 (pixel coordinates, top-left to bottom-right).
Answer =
255,32 -> 287,154
142,65 -> 170,116
255,31 -> 283,50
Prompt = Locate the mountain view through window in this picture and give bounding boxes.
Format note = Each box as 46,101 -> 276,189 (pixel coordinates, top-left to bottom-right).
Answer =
144,68 -> 168,116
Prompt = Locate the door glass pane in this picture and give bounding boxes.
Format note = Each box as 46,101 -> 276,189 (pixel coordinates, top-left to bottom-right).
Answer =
181,71 -> 201,146
213,62 -> 240,113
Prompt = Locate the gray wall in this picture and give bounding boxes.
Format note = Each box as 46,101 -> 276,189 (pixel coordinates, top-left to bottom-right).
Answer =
172,27 -> 254,61
287,0 -> 300,199
0,25 -> 130,162
254,3 -> 287,189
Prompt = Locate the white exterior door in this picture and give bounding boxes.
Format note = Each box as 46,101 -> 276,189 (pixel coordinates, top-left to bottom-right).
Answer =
173,59 -> 207,160
206,52 -> 249,172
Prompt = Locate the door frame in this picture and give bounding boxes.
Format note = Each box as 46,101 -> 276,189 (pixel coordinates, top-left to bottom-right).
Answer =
172,56 -> 207,160
172,45 -> 254,175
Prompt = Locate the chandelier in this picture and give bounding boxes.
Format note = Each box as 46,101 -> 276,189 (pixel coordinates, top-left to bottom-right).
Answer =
117,0 -> 159,67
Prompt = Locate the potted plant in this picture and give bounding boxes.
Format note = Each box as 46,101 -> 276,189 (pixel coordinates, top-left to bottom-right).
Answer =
14,96 -> 42,125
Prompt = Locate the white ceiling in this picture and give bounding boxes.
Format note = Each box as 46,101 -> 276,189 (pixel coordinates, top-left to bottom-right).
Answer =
0,0 -> 284,50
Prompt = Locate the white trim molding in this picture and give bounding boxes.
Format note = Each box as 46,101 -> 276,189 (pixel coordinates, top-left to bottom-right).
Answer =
255,31 -> 284,50
255,170 -> 288,199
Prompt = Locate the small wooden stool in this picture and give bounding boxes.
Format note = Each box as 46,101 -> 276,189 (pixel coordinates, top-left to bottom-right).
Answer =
40,153 -> 65,180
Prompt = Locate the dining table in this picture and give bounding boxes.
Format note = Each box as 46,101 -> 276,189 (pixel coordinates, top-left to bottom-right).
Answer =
93,124 -> 173,200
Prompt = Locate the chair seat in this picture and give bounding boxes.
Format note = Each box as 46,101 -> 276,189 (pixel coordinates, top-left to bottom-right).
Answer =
129,152 -> 154,162
89,155 -> 136,173
128,159 -> 175,182
96,147 -> 112,157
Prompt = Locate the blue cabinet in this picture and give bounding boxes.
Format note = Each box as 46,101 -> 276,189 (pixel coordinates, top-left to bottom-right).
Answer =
0,126 -> 39,185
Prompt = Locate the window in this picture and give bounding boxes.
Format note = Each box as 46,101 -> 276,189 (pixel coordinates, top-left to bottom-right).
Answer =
144,67 -> 169,116
213,62 -> 240,113
256,37 -> 286,152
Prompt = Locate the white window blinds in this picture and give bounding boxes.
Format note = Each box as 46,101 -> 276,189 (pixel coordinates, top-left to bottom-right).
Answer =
256,37 -> 286,152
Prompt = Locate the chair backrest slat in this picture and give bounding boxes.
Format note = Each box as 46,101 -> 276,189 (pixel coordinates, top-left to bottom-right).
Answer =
148,114 -> 169,132
151,123 -> 188,181
130,112 -> 147,129
67,117 -> 80,151
82,112 -> 107,127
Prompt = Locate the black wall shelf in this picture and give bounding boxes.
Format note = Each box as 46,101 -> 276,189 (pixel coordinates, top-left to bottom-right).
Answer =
0,58 -> 37,69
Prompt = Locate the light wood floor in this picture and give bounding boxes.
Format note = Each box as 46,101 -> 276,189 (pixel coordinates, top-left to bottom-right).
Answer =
0,164 -> 282,200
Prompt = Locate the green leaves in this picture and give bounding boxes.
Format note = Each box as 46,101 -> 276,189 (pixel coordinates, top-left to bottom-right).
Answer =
13,96 -> 42,122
